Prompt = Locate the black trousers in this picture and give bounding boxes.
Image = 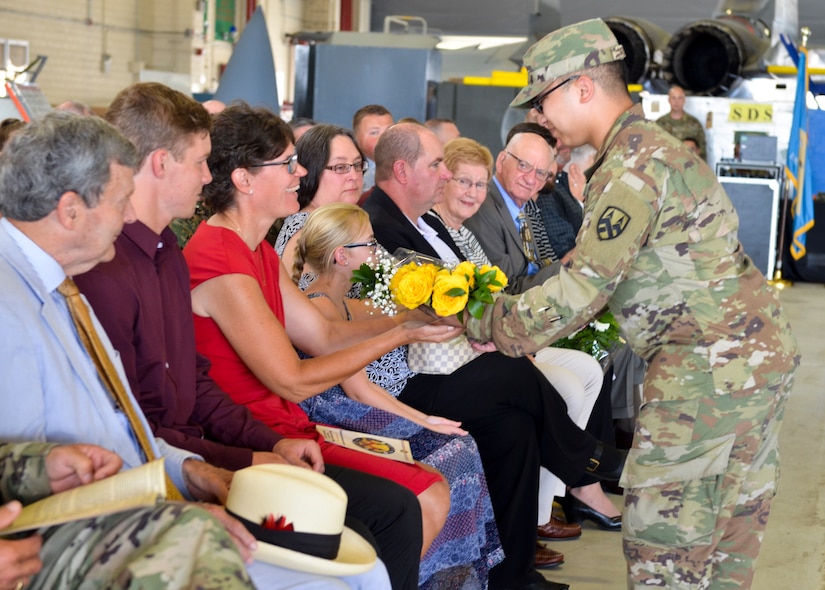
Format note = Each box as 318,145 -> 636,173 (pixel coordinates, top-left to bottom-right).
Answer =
400,352 -> 599,589
324,464 -> 422,590
573,363 -> 617,488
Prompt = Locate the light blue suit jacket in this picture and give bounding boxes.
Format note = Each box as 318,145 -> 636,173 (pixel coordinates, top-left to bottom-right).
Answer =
0,220 -> 196,495
0,219 -> 393,587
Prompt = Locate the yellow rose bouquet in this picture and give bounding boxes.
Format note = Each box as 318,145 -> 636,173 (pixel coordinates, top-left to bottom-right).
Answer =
353,248 -> 508,320
352,249 -> 509,375
391,259 -> 508,320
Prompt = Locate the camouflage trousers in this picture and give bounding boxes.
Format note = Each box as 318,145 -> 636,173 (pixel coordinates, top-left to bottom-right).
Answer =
621,368 -> 796,589
29,503 -> 254,589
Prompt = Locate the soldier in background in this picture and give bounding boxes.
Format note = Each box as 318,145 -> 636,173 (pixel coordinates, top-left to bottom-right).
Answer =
655,85 -> 707,161
463,18 -> 799,589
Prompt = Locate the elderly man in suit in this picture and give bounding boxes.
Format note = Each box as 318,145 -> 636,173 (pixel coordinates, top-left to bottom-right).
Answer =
464,123 -> 561,294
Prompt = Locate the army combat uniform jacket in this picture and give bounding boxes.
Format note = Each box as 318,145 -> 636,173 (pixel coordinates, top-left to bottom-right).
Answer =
467,103 -> 799,585
467,102 -> 797,389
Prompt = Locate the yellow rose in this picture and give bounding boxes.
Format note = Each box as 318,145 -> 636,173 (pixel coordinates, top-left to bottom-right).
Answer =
480,264 -> 508,292
431,273 -> 469,317
452,261 -> 477,289
393,266 -> 436,309
389,262 -> 418,293
417,263 -> 441,285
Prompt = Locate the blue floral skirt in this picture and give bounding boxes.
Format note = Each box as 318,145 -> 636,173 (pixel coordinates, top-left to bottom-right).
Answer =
300,386 -> 504,589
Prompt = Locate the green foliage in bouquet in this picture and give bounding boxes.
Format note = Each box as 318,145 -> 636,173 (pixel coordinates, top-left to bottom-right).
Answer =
552,311 -> 622,361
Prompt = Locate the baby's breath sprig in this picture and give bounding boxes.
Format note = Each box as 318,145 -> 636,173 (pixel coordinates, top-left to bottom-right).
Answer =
351,249 -> 399,316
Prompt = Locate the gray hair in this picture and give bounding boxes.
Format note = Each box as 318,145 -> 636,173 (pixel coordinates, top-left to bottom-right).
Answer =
0,112 -> 137,221
564,144 -> 597,173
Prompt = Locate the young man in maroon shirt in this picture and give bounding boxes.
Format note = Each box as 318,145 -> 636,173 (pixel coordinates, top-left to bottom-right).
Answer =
75,82 -> 424,590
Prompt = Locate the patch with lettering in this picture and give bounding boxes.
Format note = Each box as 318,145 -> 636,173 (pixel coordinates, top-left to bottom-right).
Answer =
597,207 -> 630,240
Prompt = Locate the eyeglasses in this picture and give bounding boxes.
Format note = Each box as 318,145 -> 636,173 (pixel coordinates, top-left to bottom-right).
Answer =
504,151 -> 552,182
451,177 -> 488,193
532,75 -> 580,114
249,153 -> 299,174
325,161 -> 368,175
342,239 -> 378,253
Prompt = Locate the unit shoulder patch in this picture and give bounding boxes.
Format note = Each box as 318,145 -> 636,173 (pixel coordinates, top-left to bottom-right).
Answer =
597,206 -> 631,240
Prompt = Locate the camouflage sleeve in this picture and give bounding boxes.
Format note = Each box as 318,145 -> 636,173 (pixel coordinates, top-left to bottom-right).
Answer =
0,441 -> 59,505
466,164 -> 659,356
169,216 -> 204,249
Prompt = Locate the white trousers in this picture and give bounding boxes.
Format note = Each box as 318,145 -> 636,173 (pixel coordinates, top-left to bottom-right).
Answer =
531,347 -> 604,524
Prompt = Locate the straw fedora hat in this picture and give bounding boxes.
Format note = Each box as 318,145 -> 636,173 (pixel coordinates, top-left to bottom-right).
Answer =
226,464 -> 377,576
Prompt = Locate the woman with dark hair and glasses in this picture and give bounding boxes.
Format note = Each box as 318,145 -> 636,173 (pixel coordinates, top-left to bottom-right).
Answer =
275,124 -> 369,284
294,202 -> 504,589
183,105 -> 468,588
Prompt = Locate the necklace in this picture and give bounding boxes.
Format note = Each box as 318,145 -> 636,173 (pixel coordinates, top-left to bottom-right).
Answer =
222,213 -> 245,242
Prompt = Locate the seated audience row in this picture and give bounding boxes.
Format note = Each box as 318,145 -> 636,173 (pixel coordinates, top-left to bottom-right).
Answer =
0,111 -> 393,588
1,84 -> 630,590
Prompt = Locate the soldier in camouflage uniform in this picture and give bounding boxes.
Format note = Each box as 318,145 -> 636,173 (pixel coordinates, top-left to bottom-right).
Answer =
464,18 -> 800,589
656,85 -> 708,161
0,441 -> 253,590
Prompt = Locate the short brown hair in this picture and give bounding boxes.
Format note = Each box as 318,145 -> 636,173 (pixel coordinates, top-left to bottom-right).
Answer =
352,104 -> 392,132
106,82 -> 212,167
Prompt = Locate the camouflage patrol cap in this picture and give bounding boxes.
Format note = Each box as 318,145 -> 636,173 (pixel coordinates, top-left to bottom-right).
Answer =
511,18 -> 626,109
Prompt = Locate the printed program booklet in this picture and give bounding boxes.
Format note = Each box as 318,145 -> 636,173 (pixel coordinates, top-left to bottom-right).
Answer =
316,425 -> 415,464
0,459 -> 166,535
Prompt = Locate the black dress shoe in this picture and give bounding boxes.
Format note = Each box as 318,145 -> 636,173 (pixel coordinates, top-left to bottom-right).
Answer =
561,495 -> 622,531
585,441 -> 627,481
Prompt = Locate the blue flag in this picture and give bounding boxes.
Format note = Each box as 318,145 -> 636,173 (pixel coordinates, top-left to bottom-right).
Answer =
786,46 -> 814,260
809,109 -> 825,195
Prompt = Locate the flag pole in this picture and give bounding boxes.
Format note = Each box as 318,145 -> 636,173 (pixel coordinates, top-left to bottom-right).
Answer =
769,26 -> 811,290
769,180 -> 794,289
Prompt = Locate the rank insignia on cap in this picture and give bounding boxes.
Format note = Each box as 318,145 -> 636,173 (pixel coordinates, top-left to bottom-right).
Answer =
597,207 -> 630,240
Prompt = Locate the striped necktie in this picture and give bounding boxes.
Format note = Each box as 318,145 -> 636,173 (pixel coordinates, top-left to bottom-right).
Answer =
523,200 -> 558,266
56,277 -> 184,500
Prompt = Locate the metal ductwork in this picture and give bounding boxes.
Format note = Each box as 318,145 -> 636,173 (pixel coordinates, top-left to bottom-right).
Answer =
663,15 -> 771,95
604,17 -> 671,84
661,0 -> 796,96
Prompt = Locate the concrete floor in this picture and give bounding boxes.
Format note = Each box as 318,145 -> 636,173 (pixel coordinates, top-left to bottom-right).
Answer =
539,281 -> 825,589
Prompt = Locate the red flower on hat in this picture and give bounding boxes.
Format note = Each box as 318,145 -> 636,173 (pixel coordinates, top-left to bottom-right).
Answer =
261,514 -> 294,531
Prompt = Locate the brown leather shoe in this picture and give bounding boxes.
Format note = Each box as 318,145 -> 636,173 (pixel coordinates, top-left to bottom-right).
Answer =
534,542 -> 564,568
537,516 -> 582,540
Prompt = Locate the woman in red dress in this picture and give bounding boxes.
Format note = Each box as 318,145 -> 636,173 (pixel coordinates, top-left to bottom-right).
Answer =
184,104 -> 463,564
